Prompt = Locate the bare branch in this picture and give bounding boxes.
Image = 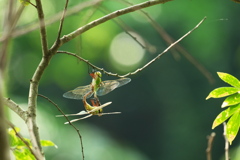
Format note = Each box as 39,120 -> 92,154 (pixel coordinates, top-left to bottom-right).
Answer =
58,17 -> 207,78
56,0 -> 69,41
223,122 -> 230,160
38,94 -> 85,160
24,1 -> 51,158
58,0 -> 173,45
3,98 -> 27,121
35,0 -> 48,56
119,0 -> 214,84
120,16 -> 207,77
142,13 -> 214,83
206,132 -> 216,160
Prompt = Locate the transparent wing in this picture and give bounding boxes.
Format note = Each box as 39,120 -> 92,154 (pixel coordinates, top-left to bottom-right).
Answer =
96,78 -> 131,96
63,85 -> 93,100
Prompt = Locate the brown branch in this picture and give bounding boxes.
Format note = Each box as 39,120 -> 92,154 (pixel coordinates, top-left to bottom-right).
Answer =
38,94 -> 85,160
56,0 -> 69,41
119,0 -> 214,84
58,17 -> 207,78
57,0 -> 173,46
206,132 -> 216,160
3,97 -> 27,121
143,13 -> 215,84
35,0 -> 48,56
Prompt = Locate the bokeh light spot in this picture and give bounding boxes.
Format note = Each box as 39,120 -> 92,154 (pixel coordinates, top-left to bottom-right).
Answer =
110,32 -> 145,68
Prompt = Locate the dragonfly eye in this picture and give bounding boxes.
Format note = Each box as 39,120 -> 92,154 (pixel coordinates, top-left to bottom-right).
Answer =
96,71 -> 102,78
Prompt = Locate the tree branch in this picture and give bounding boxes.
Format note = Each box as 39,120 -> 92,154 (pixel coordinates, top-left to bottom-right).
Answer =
35,0 -> 48,56
58,17 -> 206,78
119,0 -> 214,83
3,98 -> 27,121
56,0 -> 69,41
24,1 -> 50,159
57,0 -> 172,46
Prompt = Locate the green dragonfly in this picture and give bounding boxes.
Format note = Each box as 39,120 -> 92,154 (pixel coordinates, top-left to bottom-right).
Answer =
63,71 -> 131,100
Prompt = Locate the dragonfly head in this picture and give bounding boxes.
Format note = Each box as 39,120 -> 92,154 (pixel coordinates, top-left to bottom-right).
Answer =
90,71 -> 102,79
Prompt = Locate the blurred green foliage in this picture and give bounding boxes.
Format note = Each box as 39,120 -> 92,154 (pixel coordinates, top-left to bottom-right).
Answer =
2,0 -> 240,159
8,127 -> 56,160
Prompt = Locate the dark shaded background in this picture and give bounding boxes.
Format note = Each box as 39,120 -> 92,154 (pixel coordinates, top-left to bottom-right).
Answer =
4,0 -> 240,159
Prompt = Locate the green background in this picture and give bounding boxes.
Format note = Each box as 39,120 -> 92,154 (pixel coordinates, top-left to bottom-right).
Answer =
2,0 -> 240,159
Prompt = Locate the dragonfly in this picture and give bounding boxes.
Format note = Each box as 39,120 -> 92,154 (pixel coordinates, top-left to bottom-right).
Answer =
63,71 -> 131,100
57,96 -> 121,123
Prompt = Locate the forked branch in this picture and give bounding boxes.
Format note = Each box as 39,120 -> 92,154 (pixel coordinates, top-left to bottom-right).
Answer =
51,0 -> 172,50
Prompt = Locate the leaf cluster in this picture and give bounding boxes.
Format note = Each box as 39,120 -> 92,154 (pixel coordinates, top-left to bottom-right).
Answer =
206,72 -> 240,144
8,127 -> 57,160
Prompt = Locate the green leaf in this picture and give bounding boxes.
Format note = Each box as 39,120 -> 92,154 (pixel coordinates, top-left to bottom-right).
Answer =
217,72 -> 240,88
212,104 -> 240,129
40,140 -> 57,148
222,93 -> 240,108
206,87 -> 239,100
226,111 -> 240,144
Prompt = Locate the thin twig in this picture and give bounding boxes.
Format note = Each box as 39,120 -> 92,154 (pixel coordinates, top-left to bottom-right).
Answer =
56,0 -> 69,41
118,0 -> 214,83
3,97 -> 27,121
58,17 -> 207,78
38,94 -> 85,160
206,132 -> 216,160
223,122 -> 230,160
6,121 -> 37,159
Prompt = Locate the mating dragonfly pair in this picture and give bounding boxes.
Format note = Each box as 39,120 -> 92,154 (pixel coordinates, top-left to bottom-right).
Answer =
57,71 -> 131,123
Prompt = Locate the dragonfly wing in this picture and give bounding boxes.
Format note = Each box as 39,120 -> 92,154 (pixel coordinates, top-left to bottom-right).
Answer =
96,78 -> 131,96
115,78 -> 131,88
63,85 -> 93,100
96,80 -> 120,96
